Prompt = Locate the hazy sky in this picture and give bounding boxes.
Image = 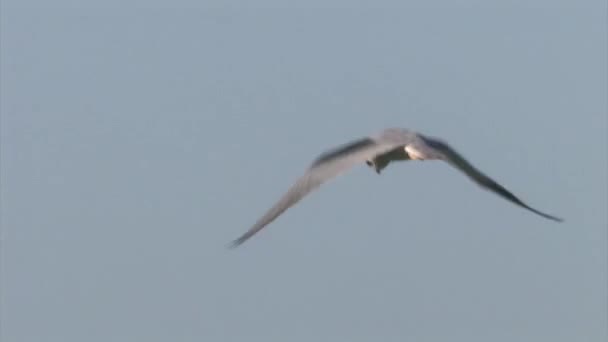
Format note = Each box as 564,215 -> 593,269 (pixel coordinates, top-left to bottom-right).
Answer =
1,1 -> 606,341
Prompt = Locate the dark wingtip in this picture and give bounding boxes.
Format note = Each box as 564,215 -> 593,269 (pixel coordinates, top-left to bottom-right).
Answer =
544,214 -> 564,223
529,208 -> 564,223
552,216 -> 564,223
227,238 -> 244,249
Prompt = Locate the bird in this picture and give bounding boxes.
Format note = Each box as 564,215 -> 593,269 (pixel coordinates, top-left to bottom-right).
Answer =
229,128 -> 563,248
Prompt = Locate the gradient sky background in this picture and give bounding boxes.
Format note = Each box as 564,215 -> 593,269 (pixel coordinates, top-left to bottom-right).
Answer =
1,1 -> 606,341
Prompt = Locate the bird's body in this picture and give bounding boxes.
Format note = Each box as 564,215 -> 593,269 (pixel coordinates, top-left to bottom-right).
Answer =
229,128 -> 562,247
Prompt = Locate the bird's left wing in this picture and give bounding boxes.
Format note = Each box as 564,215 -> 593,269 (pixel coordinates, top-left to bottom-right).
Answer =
229,136 -> 400,247
421,135 -> 563,222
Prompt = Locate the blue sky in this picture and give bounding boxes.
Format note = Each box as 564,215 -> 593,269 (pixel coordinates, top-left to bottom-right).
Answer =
1,1 -> 606,341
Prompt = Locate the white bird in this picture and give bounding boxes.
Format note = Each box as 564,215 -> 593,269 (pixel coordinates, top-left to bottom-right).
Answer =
229,128 -> 563,247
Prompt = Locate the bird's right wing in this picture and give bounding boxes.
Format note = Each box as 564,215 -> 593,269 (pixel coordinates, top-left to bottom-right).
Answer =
229,137 -> 401,247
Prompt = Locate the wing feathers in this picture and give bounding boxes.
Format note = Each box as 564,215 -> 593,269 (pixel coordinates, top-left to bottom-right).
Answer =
230,137 -> 399,247
423,136 -> 563,222
229,174 -> 319,248
230,130 -> 563,248
310,137 -> 376,167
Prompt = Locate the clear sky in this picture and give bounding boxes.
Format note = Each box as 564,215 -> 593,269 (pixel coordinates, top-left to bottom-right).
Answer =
1,1 -> 606,341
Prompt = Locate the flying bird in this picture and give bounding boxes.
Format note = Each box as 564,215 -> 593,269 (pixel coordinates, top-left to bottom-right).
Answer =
229,128 -> 562,248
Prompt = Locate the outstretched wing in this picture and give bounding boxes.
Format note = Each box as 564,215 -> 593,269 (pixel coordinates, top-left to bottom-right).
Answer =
421,135 -> 563,222
229,137 -> 402,248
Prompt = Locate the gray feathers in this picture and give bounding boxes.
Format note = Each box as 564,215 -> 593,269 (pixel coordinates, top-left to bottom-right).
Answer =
229,128 -> 562,248
419,135 -> 563,222
310,137 -> 376,167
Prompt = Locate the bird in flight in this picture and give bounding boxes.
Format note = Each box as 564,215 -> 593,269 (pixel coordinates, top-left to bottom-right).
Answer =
229,128 -> 563,248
